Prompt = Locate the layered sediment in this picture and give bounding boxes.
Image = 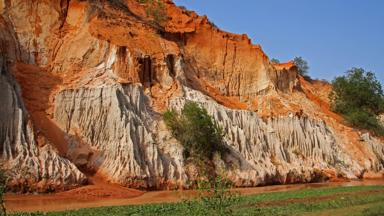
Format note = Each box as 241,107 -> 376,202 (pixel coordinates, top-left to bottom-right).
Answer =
0,0 -> 383,191
0,62 -> 85,192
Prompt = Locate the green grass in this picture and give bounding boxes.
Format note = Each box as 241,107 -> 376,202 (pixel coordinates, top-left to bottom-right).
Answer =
11,185 -> 384,216
302,202 -> 384,216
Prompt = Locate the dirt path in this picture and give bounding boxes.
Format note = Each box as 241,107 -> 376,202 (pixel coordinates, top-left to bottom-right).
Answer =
5,179 -> 384,213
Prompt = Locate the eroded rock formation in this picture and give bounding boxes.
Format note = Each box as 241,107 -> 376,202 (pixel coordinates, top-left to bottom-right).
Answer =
0,0 -> 383,192
170,87 -> 382,185
0,59 -> 85,192
54,84 -> 186,188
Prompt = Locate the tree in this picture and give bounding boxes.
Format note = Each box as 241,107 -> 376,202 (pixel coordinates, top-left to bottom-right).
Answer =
293,56 -> 309,76
330,68 -> 384,136
270,58 -> 280,64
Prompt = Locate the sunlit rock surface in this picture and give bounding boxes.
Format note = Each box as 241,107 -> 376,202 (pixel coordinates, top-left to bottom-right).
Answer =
0,0 -> 383,191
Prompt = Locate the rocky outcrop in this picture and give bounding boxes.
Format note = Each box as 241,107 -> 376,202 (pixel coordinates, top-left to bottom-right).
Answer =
0,0 -> 86,192
165,4 -> 298,99
0,65 -> 86,192
361,133 -> 384,170
54,84 -> 185,189
0,0 -> 383,191
170,87 -> 380,185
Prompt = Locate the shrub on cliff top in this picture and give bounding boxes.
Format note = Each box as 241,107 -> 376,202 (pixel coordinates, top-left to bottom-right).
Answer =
163,101 -> 227,163
293,56 -> 309,76
271,58 -> 280,64
330,68 -> 384,136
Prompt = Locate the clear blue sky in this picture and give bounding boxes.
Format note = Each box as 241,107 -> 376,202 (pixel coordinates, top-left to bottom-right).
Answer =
173,0 -> 384,84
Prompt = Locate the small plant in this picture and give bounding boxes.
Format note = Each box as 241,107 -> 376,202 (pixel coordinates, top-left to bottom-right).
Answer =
182,176 -> 240,216
208,20 -> 219,29
271,58 -> 280,64
292,148 -> 303,158
178,5 -> 187,10
137,0 -> 168,24
177,5 -> 194,16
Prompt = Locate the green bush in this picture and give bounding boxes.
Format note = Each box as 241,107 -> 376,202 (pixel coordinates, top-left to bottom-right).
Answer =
163,101 -> 227,163
330,68 -> 384,136
345,110 -> 384,136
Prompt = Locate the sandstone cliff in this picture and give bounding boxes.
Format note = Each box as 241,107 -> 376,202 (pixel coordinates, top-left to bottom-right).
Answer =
0,0 -> 383,192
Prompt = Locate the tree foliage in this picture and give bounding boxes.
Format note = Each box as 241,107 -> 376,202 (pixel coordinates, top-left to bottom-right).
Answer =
330,68 -> 384,136
293,56 -> 309,76
163,101 -> 227,162
271,58 -> 280,64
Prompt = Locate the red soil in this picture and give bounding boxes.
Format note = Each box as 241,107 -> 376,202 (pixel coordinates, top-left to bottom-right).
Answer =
5,179 -> 384,213
11,63 -> 70,155
271,61 -> 296,71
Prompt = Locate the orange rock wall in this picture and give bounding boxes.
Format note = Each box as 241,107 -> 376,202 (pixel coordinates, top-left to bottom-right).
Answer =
0,0 -> 383,191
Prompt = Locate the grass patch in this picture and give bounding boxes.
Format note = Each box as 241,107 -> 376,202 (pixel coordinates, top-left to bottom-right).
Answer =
237,191 -> 384,215
10,185 -> 384,216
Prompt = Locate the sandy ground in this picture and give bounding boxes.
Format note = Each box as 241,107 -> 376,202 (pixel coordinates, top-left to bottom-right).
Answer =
5,179 -> 384,213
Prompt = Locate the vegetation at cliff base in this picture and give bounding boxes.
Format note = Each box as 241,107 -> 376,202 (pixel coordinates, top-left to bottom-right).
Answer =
330,68 -> 384,136
163,101 -> 227,163
11,185 -> 384,216
180,177 -> 239,215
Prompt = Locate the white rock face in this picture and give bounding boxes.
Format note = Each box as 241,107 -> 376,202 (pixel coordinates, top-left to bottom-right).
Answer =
54,84 -> 186,188
1,0 -> 383,192
361,133 -> 384,170
0,71 -> 86,192
52,83 -> 384,188
3,0 -> 65,65
168,87 -> 372,185
0,5 -> 86,192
